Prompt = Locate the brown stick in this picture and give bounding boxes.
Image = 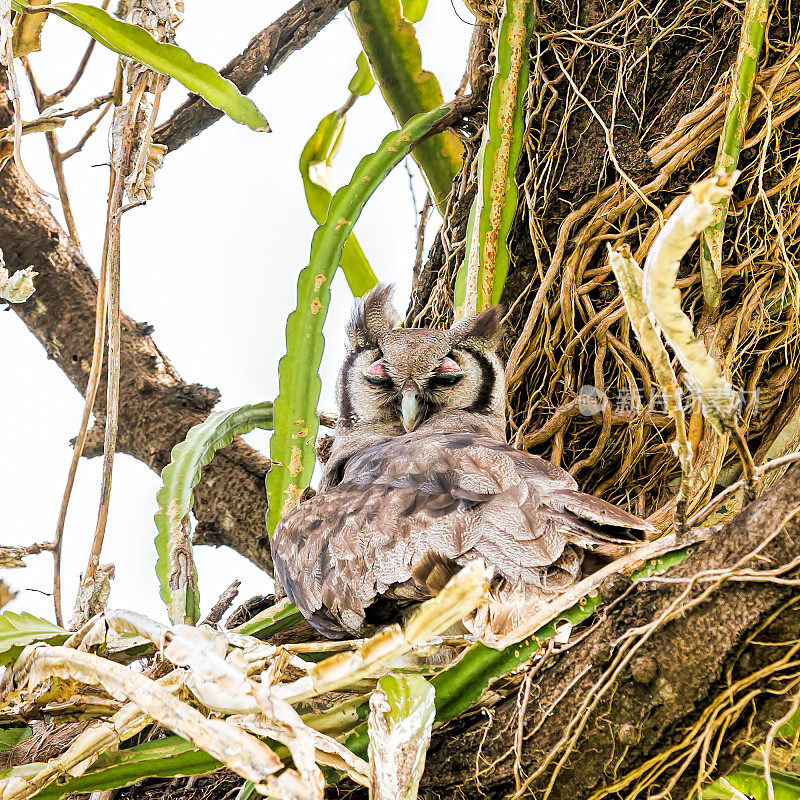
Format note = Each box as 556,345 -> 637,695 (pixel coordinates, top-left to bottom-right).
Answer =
153,0 -> 352,152
731,421 -> 760,502
202,580 -> 242,626
40,38 -> 98,109
20,0 -> 111,248
61,102 -> 112,161
44,129 -> 81,245
49,173 -> 111,624
35,0 -> 111,110
18,58 -> 113,621
84,76 -> 157,581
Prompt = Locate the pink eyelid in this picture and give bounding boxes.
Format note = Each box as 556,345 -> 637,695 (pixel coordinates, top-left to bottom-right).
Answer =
438,356 -> 461,372
366,359 -> 386,377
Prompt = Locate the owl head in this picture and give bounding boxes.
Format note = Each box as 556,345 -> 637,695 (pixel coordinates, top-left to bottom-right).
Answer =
336,284 -> 505,435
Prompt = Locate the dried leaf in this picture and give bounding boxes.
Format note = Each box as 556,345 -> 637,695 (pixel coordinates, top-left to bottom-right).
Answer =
0,549 -> 26,568
0,115 -> 66,141
368,675 -> 435,800
0,580 -> 16,610
609,244 -> 693,484
0,246 -> 37,303
1,646 -> 284,792
11,0 -> 48,55
69,560 -> 114,631
642,175 -> 739,433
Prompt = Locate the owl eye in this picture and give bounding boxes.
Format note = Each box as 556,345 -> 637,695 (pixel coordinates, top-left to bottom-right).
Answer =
432,356 -> 463,387
364,359 -> 391,387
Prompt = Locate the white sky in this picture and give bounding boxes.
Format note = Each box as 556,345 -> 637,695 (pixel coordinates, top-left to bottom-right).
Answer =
1,1 -> 473,625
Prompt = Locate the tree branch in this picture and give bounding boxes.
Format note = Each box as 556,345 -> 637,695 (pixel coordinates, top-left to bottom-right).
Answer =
418,465 -> 800,799
153,0 -> 352,152
0,162 -> 274,573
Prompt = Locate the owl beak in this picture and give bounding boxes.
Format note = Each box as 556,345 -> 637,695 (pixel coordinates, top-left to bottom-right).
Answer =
401,381 -> 422,432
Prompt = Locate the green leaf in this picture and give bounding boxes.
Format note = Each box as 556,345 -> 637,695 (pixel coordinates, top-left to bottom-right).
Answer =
0,611 -> 67,666
10,1 -> 269,132
268,104 -> 455,534
28,736 -> 220,800
778,706 -> 800,738
230,598 -> 304,639
155,402 -> 273,624
630,545 -> 696,581
350,0 -> 463,211
400,0 -> 427,23
0,727 -> 31,751
454,0 -> 537,314
430,594 -> 601,724
235,781 -> 257,800
368,675 -> 435,799
699,0 -> 768,319
348,52 -> 376,96
376,674 -> 435,727
707,760 -> 800,800
300,55 -> 379,297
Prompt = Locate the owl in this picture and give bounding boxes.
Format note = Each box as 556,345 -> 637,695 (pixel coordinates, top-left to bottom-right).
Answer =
271,285 -> 653,642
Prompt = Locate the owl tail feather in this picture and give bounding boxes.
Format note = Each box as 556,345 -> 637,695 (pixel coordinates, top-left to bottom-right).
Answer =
411,551 -> 463,596
551,489 -> 655,533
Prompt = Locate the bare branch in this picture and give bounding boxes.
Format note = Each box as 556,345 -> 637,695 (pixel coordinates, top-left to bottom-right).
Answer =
153,0 -> 352,152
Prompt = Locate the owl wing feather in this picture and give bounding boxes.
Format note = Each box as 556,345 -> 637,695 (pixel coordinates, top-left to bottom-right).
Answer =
271,431 -> 654,639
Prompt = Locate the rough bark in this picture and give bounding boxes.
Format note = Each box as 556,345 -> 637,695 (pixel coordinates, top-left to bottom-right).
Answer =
153,0 -> 353,152
0,162 -> 274,572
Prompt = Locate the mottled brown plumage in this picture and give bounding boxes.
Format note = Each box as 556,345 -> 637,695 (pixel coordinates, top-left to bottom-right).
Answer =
271,286 -> 653,641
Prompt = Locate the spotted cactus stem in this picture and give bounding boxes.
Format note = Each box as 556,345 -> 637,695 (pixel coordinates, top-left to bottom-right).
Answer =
455,0 -> 536,317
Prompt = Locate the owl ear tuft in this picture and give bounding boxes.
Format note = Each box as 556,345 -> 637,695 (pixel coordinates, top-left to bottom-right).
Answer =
449,305 -> 504,348
347,283 -> 402,350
